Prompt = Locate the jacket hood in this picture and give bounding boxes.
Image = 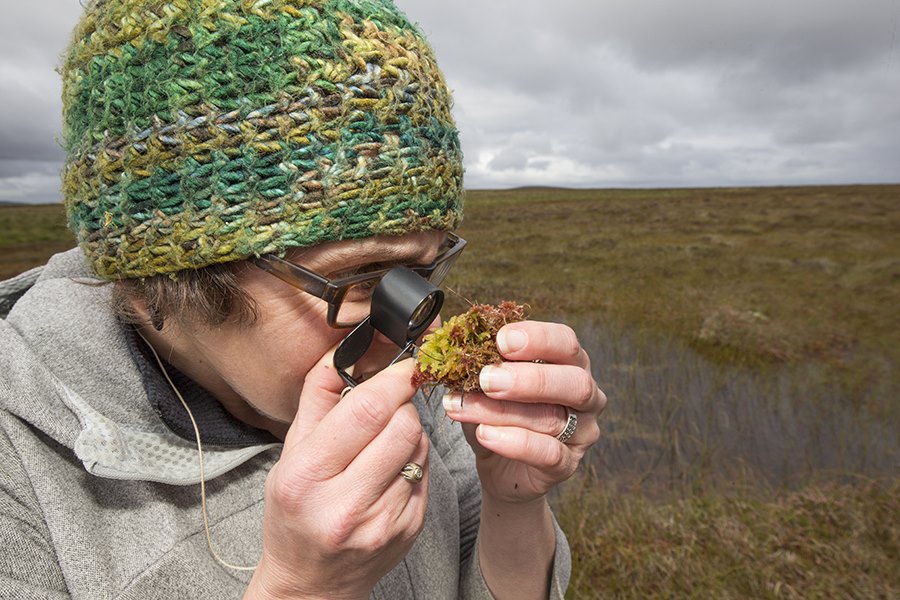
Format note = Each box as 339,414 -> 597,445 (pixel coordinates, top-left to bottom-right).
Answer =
0,249 -> 279,485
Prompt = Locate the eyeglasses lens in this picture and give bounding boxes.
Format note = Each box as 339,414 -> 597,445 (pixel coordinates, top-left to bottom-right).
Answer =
335,279 -> 379,327
333,238 -> 461,327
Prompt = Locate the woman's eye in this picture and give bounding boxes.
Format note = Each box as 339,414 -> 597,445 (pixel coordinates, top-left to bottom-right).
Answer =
344,279 -> 379,301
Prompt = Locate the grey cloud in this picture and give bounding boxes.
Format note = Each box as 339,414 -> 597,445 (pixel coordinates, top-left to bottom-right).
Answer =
549,0 -> 897,76
0,160 -> 60,179
0,0 -> 80,201
432,0 -> 896,187
0,0 -> 81,60
0,81 -> 65,162
0,161 -> 63,204
487,147 -> 532,172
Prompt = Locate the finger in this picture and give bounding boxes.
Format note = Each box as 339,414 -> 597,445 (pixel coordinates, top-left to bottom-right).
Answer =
443,391 -> 567,437
447,391 -> 602,448
477,362 -> 597,409
361,436 -> 430,548
296,359 -> 418,479
289,435 -> 429,557
377,434 -> 430,520
496,321 -> 590,369
475,424 -> 578,478
283,347 -> 347,448
342,401 -> 427,505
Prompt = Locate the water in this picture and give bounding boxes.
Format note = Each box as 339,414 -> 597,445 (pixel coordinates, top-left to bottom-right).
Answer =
572,317 -> 899,496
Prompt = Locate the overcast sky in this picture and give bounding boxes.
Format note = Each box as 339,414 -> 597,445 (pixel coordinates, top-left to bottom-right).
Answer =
1,0 -> 898,203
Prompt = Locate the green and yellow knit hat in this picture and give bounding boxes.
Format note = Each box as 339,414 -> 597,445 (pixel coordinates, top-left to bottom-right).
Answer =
61,0 -> 463,280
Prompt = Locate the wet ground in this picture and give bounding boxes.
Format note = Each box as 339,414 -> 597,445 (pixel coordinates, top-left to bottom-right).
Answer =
574,317 -> 899,497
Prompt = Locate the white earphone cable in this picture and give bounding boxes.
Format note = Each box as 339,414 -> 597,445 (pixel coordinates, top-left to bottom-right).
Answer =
139,331 -> 257,572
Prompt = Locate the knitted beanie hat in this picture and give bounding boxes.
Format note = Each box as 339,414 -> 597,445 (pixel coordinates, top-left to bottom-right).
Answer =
61,0 -> 463,280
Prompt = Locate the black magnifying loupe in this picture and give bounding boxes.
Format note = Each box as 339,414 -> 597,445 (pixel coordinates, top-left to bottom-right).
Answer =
334,266 -> 444,388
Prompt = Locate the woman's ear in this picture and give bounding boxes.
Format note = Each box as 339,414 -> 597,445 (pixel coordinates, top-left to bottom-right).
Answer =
148,303 -> 165,331
115,283 -> 164,332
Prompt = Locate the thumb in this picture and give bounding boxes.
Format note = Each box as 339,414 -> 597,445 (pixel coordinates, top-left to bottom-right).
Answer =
283,346 -> 348,449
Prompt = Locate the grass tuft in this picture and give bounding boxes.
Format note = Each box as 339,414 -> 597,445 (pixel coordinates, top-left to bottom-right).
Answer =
557,469 -> 899,599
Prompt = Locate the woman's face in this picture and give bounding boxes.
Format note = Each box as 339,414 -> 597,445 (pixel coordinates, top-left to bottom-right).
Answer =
163,231 -> 447,439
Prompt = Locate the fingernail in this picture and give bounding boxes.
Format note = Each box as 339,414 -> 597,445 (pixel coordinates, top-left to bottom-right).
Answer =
477,424 -> 503,442
442,392 -> 462,413
497,329 -> 527,354
480,365 -> 514,393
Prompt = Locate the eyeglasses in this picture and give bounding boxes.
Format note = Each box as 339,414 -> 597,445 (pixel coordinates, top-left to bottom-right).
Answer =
253,233 -> 466,328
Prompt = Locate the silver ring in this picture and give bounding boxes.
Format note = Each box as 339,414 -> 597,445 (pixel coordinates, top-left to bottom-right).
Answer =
400,462 -> 424,484
556,409 -> 578,443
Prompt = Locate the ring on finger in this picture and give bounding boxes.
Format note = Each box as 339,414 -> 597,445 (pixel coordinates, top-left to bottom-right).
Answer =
400,462 -> 424,484
556,408 -> 578,444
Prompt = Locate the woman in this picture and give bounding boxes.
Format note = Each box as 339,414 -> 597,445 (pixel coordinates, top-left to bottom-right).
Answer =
0,0 -> 606,598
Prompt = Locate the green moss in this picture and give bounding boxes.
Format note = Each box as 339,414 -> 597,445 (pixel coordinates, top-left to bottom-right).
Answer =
413,301 -> 525,391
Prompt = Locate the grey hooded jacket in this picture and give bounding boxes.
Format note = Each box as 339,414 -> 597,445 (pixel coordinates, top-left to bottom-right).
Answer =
0,249 -> 571,599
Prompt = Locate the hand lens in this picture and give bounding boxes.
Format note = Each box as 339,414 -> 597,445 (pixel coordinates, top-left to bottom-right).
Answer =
334,266 -> 444,388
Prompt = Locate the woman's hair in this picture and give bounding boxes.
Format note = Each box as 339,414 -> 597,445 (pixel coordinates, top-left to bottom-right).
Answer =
112,261 -> 259,329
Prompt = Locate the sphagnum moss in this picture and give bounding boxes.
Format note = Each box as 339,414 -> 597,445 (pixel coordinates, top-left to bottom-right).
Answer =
412,301 -> 526,392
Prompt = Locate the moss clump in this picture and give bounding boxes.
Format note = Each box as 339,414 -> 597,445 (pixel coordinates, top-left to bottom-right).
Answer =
412,301 -> 527,392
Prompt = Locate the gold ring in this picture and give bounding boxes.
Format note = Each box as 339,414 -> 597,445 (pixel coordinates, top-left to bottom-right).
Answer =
400,462 -> 424,484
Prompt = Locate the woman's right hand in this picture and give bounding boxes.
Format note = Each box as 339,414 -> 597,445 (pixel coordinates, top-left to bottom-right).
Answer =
244,352 -> 429,600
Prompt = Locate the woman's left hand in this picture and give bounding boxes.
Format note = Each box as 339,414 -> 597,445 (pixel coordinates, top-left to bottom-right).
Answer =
442,320 -> 606,504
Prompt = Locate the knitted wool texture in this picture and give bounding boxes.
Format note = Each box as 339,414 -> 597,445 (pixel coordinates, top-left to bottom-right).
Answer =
61,0 -> 463,280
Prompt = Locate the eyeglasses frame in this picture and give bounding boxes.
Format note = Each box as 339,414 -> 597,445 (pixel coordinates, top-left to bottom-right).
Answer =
253,232 -> 466,328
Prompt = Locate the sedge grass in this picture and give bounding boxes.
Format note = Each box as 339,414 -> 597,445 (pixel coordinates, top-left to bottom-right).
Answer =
558,468 -> 898,599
